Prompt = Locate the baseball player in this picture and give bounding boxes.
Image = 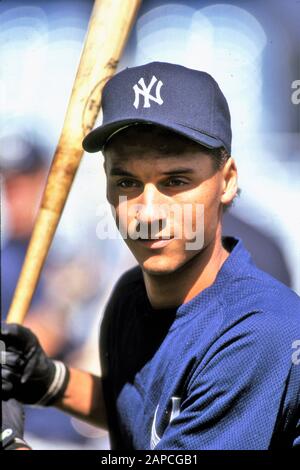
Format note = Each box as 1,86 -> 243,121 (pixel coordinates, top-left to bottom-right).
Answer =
2,62 -> 300,450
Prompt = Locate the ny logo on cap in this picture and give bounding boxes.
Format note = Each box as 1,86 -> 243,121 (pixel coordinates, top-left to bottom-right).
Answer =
133,75 -> 163,109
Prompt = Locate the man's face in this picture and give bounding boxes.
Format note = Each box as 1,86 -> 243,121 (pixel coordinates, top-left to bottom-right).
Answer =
104,125 -> 235,275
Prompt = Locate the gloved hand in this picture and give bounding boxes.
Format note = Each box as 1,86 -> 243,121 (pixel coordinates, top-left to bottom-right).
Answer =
1,399 -> 31,450
1,323 -> 69,406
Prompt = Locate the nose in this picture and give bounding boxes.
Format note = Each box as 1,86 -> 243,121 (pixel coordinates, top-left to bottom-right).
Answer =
134,183 -> 168,236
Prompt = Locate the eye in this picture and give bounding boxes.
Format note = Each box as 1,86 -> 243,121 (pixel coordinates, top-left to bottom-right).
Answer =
164,177 -> 188,187
117,179 -> 141,188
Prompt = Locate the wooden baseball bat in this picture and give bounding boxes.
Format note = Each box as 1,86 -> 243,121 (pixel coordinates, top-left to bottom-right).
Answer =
6,0 -> 141,324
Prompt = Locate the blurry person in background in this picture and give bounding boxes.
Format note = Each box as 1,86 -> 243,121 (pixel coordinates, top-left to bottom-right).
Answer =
1,135 -> 49,324
1,135 -> 108,449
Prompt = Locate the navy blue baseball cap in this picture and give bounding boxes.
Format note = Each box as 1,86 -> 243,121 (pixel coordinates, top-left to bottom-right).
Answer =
82,62 -> 232,154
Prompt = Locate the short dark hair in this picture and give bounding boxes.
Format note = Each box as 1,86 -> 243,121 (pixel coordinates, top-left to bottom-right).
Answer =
209,146 -> 231,171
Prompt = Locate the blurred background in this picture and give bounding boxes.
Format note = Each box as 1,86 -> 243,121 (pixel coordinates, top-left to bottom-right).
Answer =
1,0 -> 299,449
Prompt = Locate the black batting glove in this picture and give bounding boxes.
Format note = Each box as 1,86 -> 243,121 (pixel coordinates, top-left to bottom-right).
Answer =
1,323 -> 69,406
1,399 -> 31,450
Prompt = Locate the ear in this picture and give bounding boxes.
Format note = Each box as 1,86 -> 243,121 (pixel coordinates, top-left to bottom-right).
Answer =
220,157 -> 238,205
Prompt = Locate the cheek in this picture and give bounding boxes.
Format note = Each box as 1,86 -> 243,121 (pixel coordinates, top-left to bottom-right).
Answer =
196,176 -> 222,213
182,178 -> 221,215
180,179 -> 221,241
106,184 -> 116,205
113,201 -> 137,237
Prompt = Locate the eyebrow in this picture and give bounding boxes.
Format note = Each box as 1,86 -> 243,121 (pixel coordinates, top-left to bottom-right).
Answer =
109,167 -> 194,177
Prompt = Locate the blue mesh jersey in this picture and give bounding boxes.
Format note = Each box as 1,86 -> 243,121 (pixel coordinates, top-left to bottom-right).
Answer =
99,237 -> 300,450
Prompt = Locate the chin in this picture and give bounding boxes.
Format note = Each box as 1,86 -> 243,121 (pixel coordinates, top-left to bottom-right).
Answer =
141,254 -> 186,276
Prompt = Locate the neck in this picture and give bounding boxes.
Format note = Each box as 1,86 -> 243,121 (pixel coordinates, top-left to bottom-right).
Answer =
143,226 -> 229,309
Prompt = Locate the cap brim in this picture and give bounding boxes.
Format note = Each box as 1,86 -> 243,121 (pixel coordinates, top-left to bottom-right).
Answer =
82,118 -> 224,153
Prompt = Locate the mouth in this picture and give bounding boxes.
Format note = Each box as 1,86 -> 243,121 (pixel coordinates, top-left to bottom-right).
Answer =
136,237 -> 174,249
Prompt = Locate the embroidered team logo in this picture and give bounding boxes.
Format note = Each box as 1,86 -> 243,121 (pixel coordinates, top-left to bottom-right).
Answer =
150,396 -> 181,449
133,75 -> 164,109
